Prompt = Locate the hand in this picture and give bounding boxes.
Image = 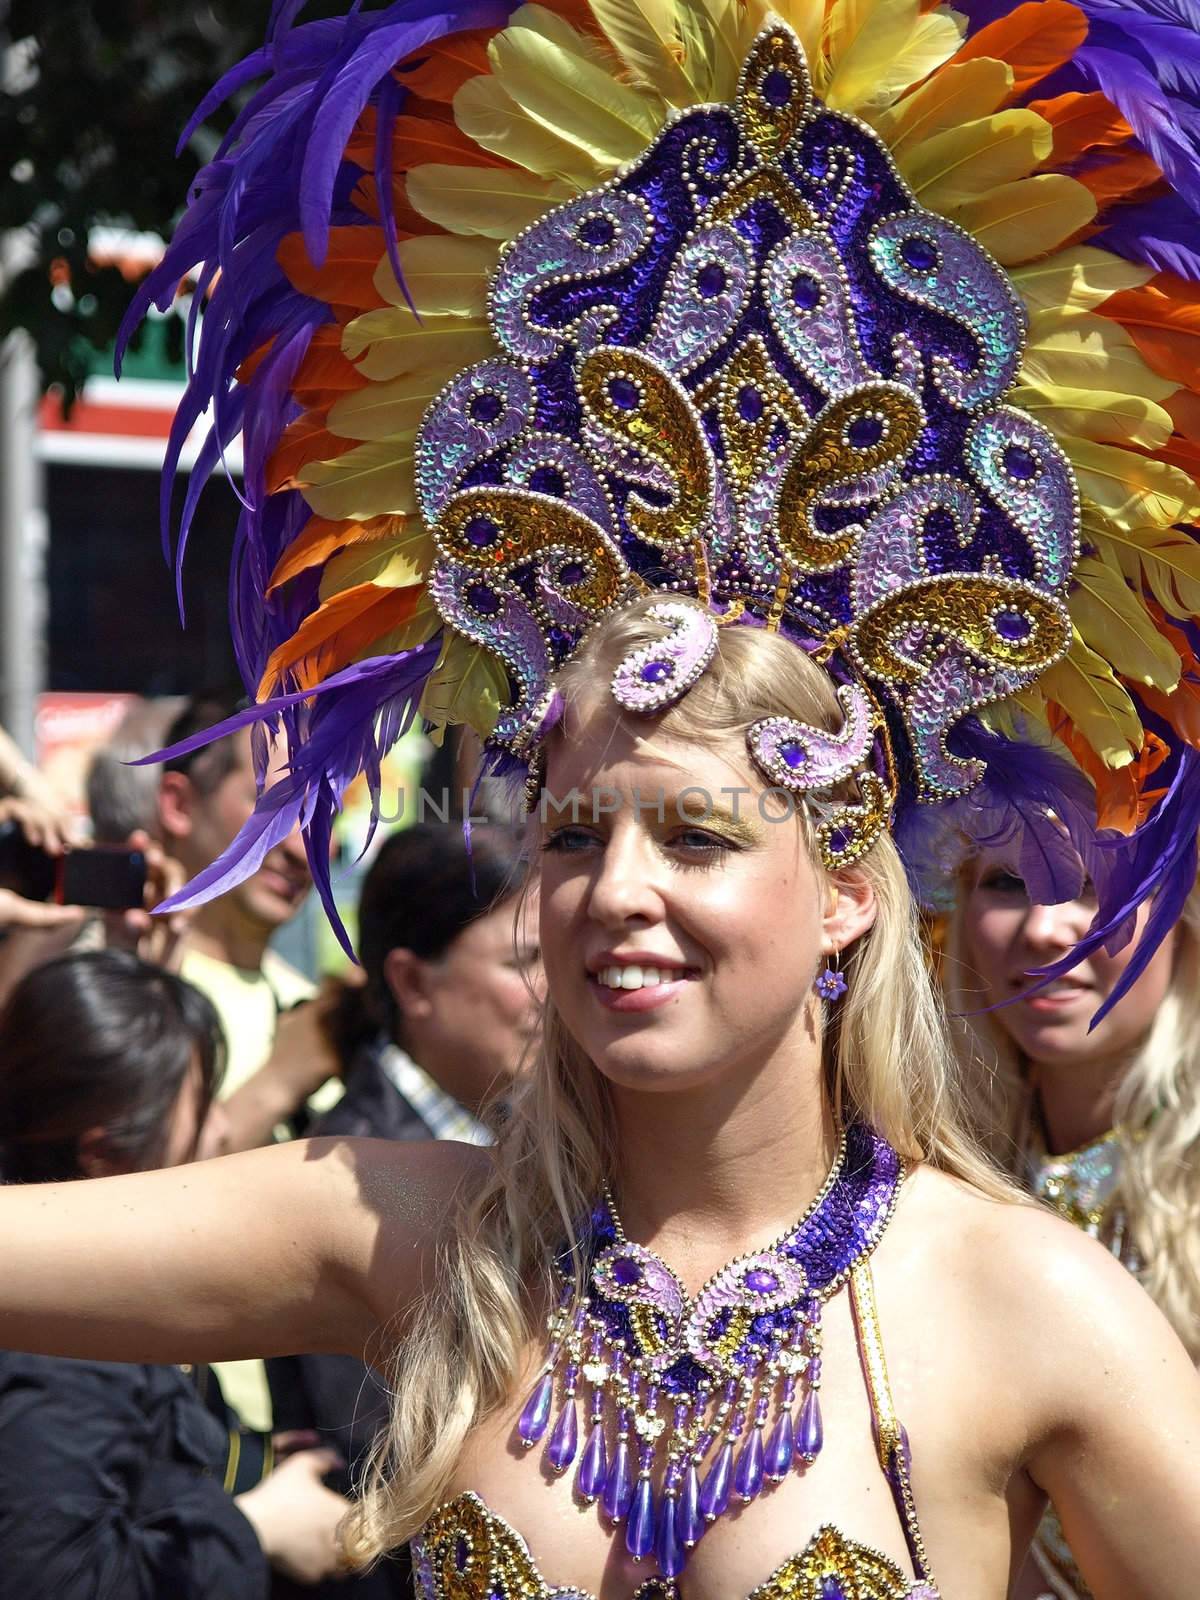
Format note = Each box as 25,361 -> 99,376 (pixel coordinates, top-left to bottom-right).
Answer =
222,976 -> 351,1151
0,889 -> 89,1010
236,1445 -> 350,1585
102,830 -> 191,971
0,794 -> 78,856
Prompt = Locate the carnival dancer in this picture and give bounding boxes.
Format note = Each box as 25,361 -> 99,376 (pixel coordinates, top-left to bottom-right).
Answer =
948,859 -> 1200,1600
7,0 -> 1200,1595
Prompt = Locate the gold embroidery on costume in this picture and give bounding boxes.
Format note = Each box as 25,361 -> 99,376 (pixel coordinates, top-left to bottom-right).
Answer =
411,1494 -> 940,1600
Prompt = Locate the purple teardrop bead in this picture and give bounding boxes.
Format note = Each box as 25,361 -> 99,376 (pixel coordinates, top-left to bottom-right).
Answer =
797,1388 -> 824,1462
602,1437 -> 634,1523
655,1494 -> 686,1577
625,1477 -> 656,1560
518,1372 -> 554,1447
699,1439 -> 733,1522
547,1394 -> 579,1473
765,1409 -> 794,1481
679,1462 -> 704,1547
734,1427 -> 765,1502
576,1421 -> 608,1500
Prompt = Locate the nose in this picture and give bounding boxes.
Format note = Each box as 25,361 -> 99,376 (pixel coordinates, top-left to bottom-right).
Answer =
586,823 -> 663,931
1020,898 -> 1082,956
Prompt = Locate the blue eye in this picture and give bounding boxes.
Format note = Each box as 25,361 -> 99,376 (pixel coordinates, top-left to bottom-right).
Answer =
981,869 -> 1026,895
541,827 -> 597,854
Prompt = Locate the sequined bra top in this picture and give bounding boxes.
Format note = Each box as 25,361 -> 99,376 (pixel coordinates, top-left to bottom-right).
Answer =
412,1127 -> 940,1600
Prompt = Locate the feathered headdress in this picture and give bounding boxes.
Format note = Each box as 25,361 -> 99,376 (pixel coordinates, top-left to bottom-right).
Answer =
124,0 -> 1200,1014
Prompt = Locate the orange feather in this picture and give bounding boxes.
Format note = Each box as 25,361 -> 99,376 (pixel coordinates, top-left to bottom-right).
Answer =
1100,278 -> 1200,398
277,227 -> 393,311
350,173 -> 437,236
258,582 -> 428,694
1166,391 -> 1200,443
394,30 -> 496,102
266,415 -> 358,495
954,1 -> 1089,103
267,515 -> 401,594
1045,702 -> 1170,832
348,108 -> 509,171
1028,91 -> 1131,165
1075,149 -> 1163,208
292,327 -> 369,404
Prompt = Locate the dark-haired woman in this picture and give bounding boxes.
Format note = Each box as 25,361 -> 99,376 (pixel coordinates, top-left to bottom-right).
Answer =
0,951 -> 349,1599
266,823 -> 542,1599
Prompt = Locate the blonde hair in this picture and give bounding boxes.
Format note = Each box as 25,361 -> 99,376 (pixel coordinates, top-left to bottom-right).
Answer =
346,599 -> 1018,1561
943,873 -> 1200,1360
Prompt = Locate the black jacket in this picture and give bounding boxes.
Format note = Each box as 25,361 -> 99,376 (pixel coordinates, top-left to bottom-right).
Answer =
0,1351 -> 268,1600
267,1041 -> 431,1600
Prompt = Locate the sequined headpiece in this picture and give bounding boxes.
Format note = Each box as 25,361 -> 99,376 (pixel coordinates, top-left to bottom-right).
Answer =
414,17 -> 1076,866
131,0 -> 1200,1008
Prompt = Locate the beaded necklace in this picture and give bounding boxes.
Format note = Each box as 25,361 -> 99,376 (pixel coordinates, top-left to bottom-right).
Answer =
516,1123 -> 905,1579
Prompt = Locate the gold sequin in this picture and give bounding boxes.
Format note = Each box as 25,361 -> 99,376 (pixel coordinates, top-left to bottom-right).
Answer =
578,348 -> 713,552
435,487 -> 626,616
776,387 -> 924,574
746,1526 -> 917,1600
852,579 -> 1070,685
736,23 -> 812,161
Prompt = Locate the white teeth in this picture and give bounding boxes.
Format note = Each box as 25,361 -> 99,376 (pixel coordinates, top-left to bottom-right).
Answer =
597,965 -> 674,990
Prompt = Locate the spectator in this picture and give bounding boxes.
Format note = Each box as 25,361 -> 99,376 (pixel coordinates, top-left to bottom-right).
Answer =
266,822 -> 542,1600
157,693 -> 324,1432
86,696 -> 183,844
0,951 -> 349,1600
157,693 -> 317,1099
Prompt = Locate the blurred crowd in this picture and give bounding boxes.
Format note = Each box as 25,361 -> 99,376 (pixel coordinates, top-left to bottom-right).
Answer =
0,701 -> 542,1600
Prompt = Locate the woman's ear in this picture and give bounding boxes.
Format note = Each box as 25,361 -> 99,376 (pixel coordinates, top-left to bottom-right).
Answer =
76,1127 -> 129,1180
383,946 -> 433,1023
822,868 -> 876,954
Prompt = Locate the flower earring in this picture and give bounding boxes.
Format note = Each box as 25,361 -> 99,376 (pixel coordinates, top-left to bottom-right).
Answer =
814,951 -> 847,1001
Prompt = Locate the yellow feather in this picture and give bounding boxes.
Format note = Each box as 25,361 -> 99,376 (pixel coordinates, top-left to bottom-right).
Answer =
586,0 -> 696,101
367,589 -> 444,661
327,374 -> 445,443
951,173 -> 1096,265
984,687 -> 1056,748
407,164 -> 571,239
1009,246 -> 1151,316
488,10 -> 666,169
318,525 -> 437,600
419,632 -> 509,743
693,0 -> 770,100
1040,628 -> 1141,768
824,2 -> 963,116
1069,555 -> 1181,690
373,235 -> 498,316
299,440 -> 417,521
818,0 -> 868,95
1066,437 -> 1200,534
455,74 -> 603,184
770,0 -> 824,82
342,310 -> 495,383
902,110 -> 1052,212
871,57 -> 1012,153
1008,381 -> 1174,451
1091,520 -> 1200,621
1021,309 -> 1177,403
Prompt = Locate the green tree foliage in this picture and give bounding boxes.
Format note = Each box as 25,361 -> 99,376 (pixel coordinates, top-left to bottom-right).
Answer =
0,0 -> 277,405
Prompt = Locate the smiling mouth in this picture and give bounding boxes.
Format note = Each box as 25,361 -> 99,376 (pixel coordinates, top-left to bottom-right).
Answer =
592,964 -> 695,991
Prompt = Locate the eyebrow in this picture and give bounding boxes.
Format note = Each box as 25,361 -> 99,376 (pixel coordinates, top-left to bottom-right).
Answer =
668,792 -> 764,844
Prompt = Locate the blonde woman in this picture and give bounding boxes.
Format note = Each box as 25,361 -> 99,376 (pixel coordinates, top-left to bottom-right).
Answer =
946,860 -> 1200,1600
29,0 -> 1200,1594
1,608 -> 1200,1600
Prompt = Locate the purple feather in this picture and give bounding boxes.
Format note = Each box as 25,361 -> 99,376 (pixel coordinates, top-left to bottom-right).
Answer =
145,639 -> 443,954
1094,192 -> 1200,280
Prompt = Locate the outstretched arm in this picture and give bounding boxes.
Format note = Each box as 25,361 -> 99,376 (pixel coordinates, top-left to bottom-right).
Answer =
1020,1224 -> 1200,1600
0,1136 -> 482,1366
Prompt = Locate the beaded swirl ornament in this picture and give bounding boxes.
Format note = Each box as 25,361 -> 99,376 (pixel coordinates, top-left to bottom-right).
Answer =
515,1124 -> 903,1579
415,16 -> 1079,868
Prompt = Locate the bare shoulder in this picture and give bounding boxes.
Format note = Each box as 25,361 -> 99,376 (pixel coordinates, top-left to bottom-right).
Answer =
892,1163 -> 1191,1434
